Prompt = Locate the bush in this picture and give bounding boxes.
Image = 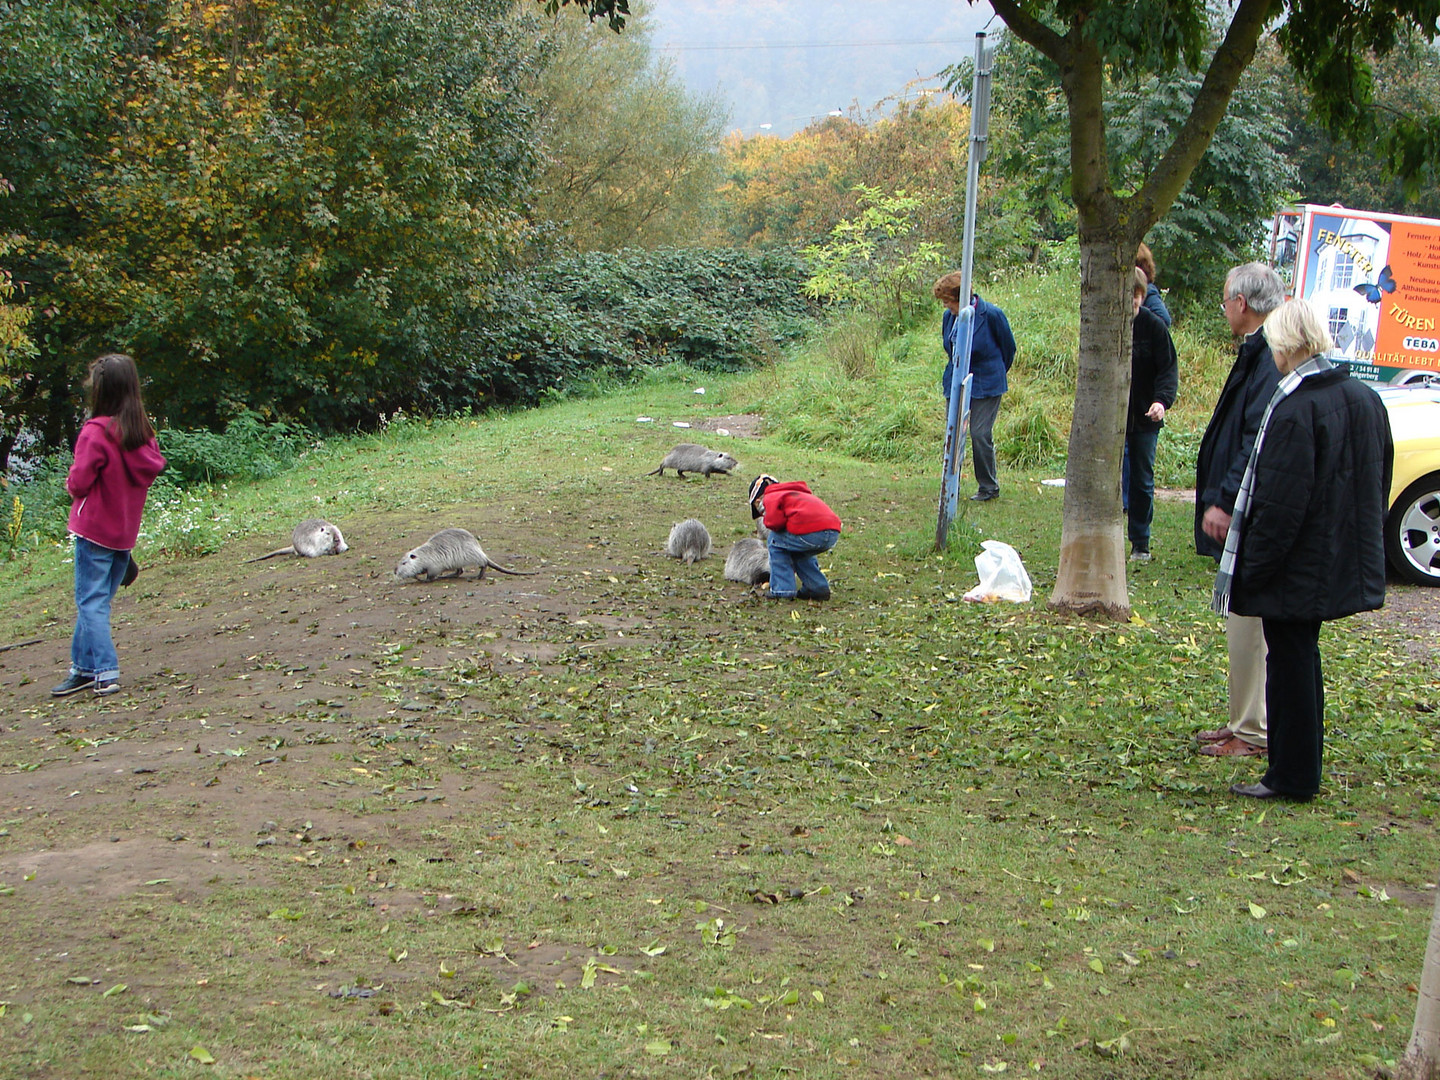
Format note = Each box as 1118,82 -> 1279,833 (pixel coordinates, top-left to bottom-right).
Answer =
159,412 -> 315,485
426,247 -> 814,411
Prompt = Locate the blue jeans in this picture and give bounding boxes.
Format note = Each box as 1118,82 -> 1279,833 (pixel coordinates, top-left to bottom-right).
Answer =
767,529 -> 839,598
71,536 -> 130,681
1121,429 -> 1159,550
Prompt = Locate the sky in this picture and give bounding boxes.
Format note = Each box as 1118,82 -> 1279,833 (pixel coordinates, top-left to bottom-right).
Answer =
645,1 -> 999,137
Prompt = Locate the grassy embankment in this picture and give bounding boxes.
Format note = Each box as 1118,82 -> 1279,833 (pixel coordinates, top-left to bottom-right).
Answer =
0,270 -> 1433,1079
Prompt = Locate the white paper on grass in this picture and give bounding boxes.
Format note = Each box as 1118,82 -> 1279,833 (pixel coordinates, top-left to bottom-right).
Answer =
962,540 -> 1033,603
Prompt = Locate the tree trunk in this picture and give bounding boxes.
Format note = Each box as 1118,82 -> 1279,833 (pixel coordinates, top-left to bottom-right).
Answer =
1397,876 -> 1440,1080
1048,235 -> 1133,619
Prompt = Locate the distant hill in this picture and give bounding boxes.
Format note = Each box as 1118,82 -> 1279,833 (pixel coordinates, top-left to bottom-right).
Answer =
650,0 -> 997,137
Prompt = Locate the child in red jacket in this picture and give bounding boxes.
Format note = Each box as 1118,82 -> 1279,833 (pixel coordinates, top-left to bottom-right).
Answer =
52,354 -> 167,697
749,474 -> 842,601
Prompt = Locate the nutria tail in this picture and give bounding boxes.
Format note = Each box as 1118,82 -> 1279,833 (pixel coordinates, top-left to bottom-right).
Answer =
245,546 -> 297,563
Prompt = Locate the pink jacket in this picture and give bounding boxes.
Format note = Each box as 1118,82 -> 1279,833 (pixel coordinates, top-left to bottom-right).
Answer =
67,417 -> 167,551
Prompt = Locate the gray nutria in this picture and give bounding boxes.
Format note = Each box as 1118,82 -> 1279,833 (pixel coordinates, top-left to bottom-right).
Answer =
394,528 -> 537,581
665,519 -> 712,564
647,443 -> 739,478
724,537 -> 770,585
247,519 -> 349,562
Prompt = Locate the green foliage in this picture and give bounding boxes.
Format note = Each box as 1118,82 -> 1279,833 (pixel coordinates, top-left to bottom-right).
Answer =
801,186 -> 946,329
449,247 -> 812,406
532,1 -> 727,251
948,29 -> 1296,309
4,0 -> 544,439
158,412 -> 315,486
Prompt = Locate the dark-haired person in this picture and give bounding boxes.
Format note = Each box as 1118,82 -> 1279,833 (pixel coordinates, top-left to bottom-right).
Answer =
1125,269 -> 1179,562
1135,242 -> 1172,327
1216,300 -> 1392,800
52,354 -> 167,697
932,272 -> 1017,502
1193,262 -> 1286,758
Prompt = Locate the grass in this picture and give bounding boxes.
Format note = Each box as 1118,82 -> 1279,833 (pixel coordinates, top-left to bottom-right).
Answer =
0,278 -> 1434,1079
741,267 -> 1236,489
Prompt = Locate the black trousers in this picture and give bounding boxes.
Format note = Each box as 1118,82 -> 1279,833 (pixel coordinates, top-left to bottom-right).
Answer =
1259,618 -> 1325,798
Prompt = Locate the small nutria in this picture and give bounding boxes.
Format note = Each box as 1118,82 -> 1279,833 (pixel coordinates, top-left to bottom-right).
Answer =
394,528 -> 537,581
246,519 -> 349,562
646,443 -> 739,479
665,519 -> 712,564
724,537 -> 770,585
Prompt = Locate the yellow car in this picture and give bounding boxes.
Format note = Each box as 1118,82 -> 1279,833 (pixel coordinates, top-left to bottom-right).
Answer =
1378,384 -> 1440,586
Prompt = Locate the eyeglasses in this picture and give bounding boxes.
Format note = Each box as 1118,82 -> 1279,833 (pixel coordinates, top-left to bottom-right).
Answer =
1219,294 -> 1243,314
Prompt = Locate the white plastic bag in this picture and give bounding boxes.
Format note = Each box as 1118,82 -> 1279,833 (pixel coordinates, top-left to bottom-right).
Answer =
962,540 -> 1033,603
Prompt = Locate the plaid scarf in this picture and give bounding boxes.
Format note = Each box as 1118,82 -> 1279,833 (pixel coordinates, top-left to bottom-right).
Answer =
1212,354 -> 1333,615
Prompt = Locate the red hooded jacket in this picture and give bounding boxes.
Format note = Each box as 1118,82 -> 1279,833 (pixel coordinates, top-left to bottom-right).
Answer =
67,417 -> 167,551
761,481 -> 842,536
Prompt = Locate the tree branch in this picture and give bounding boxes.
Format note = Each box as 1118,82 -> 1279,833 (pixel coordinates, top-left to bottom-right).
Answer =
1129,0 -> 1276,230
986,0 -> 1067,62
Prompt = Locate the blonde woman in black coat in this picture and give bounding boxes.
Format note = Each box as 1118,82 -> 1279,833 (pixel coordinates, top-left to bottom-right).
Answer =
1217,299 -> 1393,801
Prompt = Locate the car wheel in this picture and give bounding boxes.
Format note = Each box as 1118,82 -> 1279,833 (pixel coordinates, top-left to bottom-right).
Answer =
1386,472 -> 1440,586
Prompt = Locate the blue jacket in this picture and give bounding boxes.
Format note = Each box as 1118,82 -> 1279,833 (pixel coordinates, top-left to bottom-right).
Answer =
1143,283 -> 1172,327
941,294 -> 1016,400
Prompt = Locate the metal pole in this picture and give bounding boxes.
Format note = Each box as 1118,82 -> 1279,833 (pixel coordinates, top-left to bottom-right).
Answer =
936,32 -> 994,551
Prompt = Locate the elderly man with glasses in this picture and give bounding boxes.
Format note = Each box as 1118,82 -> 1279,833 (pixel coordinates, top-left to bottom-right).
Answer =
1192,262 -> 1288,759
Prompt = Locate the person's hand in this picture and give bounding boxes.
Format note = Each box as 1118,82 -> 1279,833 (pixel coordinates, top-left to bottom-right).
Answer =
1145,401 -> 1166,422
1202,505 -> 1232,544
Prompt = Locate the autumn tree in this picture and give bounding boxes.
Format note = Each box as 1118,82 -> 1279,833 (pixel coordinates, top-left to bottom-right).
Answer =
4,0 -> 545,435
531,0 -> 728,251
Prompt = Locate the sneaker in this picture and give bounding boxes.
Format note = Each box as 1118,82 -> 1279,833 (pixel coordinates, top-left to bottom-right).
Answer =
796,588 -> 831,602
51,674 -> 96,697
969,491 -> 998,502
1129,548 -> 1152,563
93,679 -> 121,696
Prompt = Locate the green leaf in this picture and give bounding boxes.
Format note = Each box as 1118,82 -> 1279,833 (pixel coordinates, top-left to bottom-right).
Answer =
102,984 -> 127,998
644,1039 -> 671,1056
189,1045 -> 216,1064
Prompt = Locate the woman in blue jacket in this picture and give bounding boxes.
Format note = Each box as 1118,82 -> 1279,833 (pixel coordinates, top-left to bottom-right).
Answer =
933,272 -> 1017,502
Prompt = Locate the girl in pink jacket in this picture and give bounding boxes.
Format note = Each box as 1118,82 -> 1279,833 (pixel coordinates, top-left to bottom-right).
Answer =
52,354 -> 166,697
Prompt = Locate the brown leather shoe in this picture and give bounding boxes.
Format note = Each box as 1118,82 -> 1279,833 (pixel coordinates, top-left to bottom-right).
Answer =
1196,726 -> 1232,743
1198,736 -> 1267,757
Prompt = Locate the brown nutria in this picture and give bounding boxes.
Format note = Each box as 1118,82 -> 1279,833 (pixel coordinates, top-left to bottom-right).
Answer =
394,528 -> 537,581
646,443 -> 739,478
665,519 -> 713,564
246,519 -> 349,562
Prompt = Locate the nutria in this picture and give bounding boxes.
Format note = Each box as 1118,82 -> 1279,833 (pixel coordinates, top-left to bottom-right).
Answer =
724,537 -> 770,585
394,528 -> 537,581
246,519 -> 349,562
646,443 -> 739,478
665,519 -> 712,564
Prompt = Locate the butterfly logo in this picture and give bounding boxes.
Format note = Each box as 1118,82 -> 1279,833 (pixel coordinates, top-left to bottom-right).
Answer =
1353,265 -> 1396,303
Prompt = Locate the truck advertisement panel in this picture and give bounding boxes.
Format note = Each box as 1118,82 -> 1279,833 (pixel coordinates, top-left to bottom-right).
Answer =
1269,204 -> 1440,384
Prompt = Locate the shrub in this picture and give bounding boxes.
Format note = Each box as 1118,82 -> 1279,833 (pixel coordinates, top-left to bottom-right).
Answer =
159,412 -> 316,485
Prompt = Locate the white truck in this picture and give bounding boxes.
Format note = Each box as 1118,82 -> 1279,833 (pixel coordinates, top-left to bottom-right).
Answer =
1269,203 -> 1440,385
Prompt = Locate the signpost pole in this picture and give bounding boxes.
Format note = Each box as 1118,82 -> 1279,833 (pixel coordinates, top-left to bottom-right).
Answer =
936,32 -> 995,550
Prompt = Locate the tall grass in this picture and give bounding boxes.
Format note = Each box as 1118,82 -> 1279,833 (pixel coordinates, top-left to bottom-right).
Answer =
738,262 -> 1237,487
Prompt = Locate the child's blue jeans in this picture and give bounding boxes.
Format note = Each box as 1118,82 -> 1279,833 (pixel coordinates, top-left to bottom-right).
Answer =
766,529 -> 839,598
71,536 -> 129,681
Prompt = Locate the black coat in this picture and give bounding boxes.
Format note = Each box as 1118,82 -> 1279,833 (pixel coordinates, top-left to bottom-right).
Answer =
1194,328 -> 1283,558
1129,307 -> 1178,434
1228,368 -> 1394,622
